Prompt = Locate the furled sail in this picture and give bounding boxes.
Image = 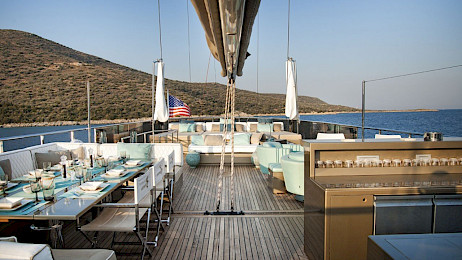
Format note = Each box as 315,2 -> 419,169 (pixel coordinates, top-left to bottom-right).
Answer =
190,0 -> 260,79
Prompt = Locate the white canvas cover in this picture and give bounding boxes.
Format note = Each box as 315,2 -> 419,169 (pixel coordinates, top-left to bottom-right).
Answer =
285,59 -> 298,120
154,61 -> 168,122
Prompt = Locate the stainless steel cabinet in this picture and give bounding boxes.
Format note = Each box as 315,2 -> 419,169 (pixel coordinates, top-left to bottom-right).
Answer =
374,195 -> 433,235
434,195 -> 462,233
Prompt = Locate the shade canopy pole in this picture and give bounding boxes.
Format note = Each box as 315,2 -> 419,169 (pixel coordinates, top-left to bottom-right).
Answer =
87,81 -> 91,143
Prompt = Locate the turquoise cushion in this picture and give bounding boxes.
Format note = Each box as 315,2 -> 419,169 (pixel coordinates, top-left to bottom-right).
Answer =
257,123 -> 273,132
219,118 -> 232,124
289,151 -> 304,161
220,124 -> 232,132
234,133 -> 250,145
262,141 -> 282,148
117,143 -> 151,160
0,166 -> 5,180
268,163 -> 283,172
179,123 -> 195,132
191,135 -> 205,145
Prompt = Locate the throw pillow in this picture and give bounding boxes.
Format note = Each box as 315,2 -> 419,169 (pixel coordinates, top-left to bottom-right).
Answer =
179,123 -> 195,133
204,135 -> 223,146
250,133 -> 263,144
257,123 -> 273,133
169,124 -> 180,130
211,124 -> 220,132
36,150 -> 71,167
70,146 -> 85,160
196,124 -> 204,132
235,124 -> 245,132
234,133 -> 251,145
0,166 -> 5,180
262,141 -> 282,148
220,124 -> 232,132
249,123 -> 257,132
0,159 -> 12,179
191,135 -> 205,146
273,123 -> 282,132
117,143 -> 151,160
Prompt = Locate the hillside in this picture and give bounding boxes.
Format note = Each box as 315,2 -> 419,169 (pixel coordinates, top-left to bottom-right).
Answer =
0,29 -> 358,124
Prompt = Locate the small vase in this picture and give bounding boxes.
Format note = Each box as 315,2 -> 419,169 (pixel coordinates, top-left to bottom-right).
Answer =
186,152 -> 200,168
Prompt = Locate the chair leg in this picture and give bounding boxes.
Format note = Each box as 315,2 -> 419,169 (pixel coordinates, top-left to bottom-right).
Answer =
110,232 -> 116,249
142,208 -> 153,257
80,231 -> 97,248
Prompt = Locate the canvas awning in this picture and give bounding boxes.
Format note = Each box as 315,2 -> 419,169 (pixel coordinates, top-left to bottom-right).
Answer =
190,0 -> 260,79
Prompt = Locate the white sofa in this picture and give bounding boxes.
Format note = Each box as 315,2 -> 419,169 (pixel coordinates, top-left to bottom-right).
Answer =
0,236 -> 116,260
0,142 -> 183,180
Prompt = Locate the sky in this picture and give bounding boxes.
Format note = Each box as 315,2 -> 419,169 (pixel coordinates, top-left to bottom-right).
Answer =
1,0 -> 461,110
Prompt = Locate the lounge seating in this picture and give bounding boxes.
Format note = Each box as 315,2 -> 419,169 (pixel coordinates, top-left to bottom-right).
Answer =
281,151 -> 304,201
256,142 -> 303,174
188,133 -> 260,165
0,236 -> 116,260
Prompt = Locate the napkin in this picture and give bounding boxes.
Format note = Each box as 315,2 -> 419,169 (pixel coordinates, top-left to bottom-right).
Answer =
0,197 -> 23,209
106,169 -> 125,177
125,160 -> 141,166
80,182 -> 103,191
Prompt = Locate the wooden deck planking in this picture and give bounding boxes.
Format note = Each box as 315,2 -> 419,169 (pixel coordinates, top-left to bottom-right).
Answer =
174,165 -> 302,212
62,164 -> 307,259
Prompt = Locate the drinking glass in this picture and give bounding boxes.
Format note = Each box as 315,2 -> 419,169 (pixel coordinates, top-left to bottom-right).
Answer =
75,167 -> 84,184
43,162 -> 51,171
0,174 -> 8,196
120,151 -> 127,164
41,177 -> 55,201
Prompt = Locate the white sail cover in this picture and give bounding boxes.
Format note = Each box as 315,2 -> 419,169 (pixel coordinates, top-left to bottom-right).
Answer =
154,61 -> 168,122
285,59 -> 298,120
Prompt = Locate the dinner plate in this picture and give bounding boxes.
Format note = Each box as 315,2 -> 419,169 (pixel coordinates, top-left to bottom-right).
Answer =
79,183 -> 110,193
100,171 -> 128,178
0,199 -> 33,211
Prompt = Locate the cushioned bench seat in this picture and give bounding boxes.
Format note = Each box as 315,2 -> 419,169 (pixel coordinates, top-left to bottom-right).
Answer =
188,144 -> 258,154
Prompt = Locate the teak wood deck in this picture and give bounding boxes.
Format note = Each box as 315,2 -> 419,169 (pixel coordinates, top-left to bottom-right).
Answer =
64,165 -> 307,259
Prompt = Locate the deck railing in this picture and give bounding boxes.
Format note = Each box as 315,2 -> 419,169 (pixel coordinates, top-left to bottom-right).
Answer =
0,116 -> 424,152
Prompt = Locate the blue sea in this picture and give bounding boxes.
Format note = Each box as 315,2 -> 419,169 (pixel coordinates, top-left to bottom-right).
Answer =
0,110 -> 461,152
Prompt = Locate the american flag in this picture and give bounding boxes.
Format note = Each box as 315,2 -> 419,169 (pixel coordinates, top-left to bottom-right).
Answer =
169,94 -> 191,117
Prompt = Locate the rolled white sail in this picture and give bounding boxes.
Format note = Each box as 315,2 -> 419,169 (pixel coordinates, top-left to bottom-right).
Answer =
154,61 -> 168,122
285,59 -> 298,120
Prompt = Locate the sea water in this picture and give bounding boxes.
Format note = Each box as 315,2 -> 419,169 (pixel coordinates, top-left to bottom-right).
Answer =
299,109 -> 462,137
0,110 -> 461,152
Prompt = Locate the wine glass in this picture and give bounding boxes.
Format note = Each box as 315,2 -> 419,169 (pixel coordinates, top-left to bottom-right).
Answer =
75,166 -> 84,184
30,180 -> 41,202
0,174 -> 8,197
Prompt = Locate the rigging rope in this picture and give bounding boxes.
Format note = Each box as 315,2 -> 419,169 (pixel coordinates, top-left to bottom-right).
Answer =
215,78 -> 236,211
157,0 -> 163,59
186,0 -> 192,82
287,0 -> 291,59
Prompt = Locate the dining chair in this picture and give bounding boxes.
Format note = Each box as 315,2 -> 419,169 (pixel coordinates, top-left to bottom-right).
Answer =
79,170 -> 154,259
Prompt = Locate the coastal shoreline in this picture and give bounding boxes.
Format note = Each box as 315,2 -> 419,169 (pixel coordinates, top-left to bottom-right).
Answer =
0,109 -> 439,128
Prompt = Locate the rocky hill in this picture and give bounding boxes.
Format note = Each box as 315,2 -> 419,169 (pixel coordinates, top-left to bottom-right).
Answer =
0,29 -> 357,124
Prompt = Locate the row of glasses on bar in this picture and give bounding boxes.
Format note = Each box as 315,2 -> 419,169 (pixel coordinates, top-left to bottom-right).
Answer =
316,157 -> 462,168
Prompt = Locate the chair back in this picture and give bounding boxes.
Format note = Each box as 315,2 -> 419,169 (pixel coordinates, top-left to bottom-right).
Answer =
316,133 -> 345,140
153,158 -> 165,187
166,151 -> 174,174
134,170 -> 153,205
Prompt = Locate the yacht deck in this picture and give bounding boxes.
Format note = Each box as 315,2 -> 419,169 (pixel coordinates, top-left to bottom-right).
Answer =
64,165 -> 306,259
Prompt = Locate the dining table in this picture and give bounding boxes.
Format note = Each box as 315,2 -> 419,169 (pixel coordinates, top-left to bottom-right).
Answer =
0,159 -> 155,247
